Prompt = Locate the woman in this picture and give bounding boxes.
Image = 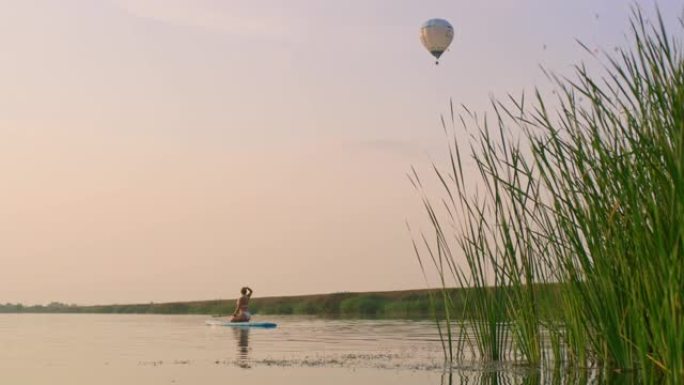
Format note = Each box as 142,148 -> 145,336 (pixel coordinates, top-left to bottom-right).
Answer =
230,286 -> 253,322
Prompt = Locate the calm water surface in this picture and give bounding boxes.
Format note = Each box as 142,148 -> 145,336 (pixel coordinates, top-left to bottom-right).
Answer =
0,314 -> 640,385
1,314 -> 446,384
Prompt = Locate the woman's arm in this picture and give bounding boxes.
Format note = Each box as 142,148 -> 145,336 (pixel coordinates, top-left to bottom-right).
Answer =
245,287 -> 253,297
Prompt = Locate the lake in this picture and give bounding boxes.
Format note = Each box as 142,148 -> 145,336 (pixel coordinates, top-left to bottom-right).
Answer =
0,314 -> 635,385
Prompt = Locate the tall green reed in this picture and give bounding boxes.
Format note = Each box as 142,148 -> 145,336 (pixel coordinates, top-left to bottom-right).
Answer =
412,8 -> 683,382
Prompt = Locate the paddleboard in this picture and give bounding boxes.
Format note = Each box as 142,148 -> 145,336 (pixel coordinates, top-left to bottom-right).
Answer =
205,320 -> 277,328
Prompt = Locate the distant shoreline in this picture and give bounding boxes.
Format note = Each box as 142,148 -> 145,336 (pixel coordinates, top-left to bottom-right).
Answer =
0,285 -> 560,319
0,288 -> 441,319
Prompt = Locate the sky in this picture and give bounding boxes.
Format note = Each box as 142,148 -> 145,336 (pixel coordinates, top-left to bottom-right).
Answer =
1,0 -> 681,305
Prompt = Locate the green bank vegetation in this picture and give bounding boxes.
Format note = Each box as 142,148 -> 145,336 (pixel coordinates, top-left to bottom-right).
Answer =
0,286 -> 563,319
0,290 -> 437,318
411,8 -> 682,383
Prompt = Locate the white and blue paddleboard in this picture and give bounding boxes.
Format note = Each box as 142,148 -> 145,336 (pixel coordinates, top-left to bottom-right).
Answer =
205,320 -> 277,329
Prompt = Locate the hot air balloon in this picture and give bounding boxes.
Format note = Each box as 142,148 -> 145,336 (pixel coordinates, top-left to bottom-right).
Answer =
420,19 -> 454,64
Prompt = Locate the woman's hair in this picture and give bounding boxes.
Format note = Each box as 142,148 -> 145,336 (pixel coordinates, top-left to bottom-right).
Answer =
241,287 -> 247,295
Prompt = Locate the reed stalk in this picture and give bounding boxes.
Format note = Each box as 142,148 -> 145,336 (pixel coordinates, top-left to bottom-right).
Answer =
412,7 -> 683,383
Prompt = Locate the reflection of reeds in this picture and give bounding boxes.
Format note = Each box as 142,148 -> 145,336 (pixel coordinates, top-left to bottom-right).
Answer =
441,367 -> 642,385
413,8 -> 683,383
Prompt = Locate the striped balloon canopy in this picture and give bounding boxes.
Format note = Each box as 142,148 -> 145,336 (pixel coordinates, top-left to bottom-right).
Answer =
420,19 -> 454,64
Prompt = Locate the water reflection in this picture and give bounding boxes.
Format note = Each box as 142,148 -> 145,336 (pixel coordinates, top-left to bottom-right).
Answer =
438,368 -> 645,385
232,328 -> 250,368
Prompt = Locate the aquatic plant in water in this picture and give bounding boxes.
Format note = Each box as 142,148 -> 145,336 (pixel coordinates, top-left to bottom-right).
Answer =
412,8 -> 683,384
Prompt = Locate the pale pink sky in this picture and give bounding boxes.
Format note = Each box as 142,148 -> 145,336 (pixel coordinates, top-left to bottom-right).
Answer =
0,0 -> 679,305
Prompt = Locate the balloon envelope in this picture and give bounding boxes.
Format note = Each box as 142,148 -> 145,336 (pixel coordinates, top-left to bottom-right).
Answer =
420,19 -> 454,60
